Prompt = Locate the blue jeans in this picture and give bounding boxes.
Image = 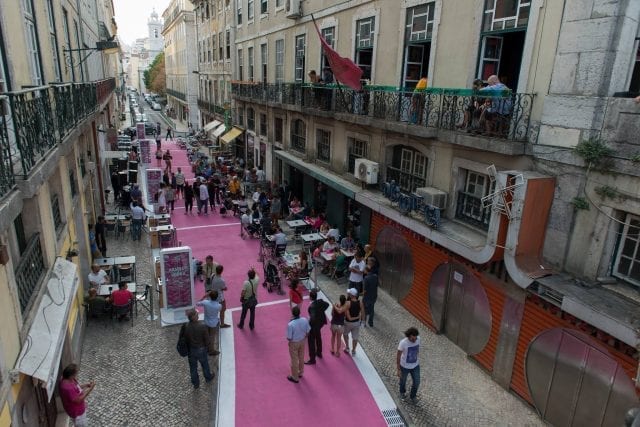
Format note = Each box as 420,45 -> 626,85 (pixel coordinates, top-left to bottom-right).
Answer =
131,219 -> 143,240
364,300 -> 375,326
399,365 -> 420,399
188,346 -> 213,387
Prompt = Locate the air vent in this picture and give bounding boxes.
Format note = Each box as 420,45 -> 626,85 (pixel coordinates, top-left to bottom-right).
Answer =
538,284 -> 564,306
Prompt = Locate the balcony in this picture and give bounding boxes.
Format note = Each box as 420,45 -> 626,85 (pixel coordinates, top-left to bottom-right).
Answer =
166,88 -> 186,102
197,98 -> 228,116
1,78 -> 114,192
386,166 -> 426,194
455,191 -> 491,231
231,82 -> 534,143
14,233 -> 46,314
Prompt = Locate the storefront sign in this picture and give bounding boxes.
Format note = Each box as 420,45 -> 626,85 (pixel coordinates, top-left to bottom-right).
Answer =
139,139 -> 151,164
160,247 -> 195,310
136,122 -> 146,140
145,168 -> 162,205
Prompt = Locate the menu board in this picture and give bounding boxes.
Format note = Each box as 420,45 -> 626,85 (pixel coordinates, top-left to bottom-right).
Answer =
145,168 -> 162,205
139,139 -> 151,164
136,122 -> 146,140
161,247 -> 194,310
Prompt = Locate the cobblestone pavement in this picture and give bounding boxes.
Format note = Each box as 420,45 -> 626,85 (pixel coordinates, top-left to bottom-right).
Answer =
314,270 -> 545,427
80,207 -> 217,427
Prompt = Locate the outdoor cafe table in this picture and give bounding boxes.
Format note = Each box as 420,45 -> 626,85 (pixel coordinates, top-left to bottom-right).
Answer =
104,214 -> 128,222
148,213 -> 171,227
149,225 -> 177,249
94,257 -> 116,282
301,233 -> 324,243
98,282 -> 137,297
281,252 -> 300,268
341,249 -> 356,257
286,219 -> 307,229
114,255 -> 136,282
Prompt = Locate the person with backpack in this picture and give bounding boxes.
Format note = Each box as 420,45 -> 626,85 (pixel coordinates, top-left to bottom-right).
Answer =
237,267 -> 260,330
305,290 -> 330,365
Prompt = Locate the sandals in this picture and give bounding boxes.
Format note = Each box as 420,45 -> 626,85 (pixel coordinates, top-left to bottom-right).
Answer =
343,348 -> 350,355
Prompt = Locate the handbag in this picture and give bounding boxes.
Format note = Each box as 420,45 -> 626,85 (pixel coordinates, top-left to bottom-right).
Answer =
176,324 -> 189,357
243,280 -> 258,308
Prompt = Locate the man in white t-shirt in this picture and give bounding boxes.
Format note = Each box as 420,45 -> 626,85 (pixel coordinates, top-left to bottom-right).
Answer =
88,264 -> 110,289
348,253 -> 366,294
396,327 -> 421,402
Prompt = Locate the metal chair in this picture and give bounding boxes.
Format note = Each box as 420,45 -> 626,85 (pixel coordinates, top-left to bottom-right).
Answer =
117,265 -> 134,283
111,301 -> 133,326
117,219 -> 131,240
135,284 -> 151,317
105,220 -> 117,238
275,244 -> 287,258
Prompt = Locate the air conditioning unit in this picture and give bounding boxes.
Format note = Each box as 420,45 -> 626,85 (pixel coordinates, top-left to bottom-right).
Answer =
354,158 -> 379,184
285,0 -> 302,18
415,186 -> 448,209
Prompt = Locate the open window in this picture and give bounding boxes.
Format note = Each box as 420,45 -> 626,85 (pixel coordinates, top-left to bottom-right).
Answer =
478,0 -> 530,90
402,3 -> 434,89
355,17 -> 375,82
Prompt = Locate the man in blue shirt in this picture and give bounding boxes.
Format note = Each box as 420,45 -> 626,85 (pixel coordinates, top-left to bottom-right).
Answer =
196,290 -> 222,356
286,306 -> 310,383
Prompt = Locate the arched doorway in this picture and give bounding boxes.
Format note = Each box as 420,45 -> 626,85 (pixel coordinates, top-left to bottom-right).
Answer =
373,226 -> 414,301
428,262 -> 491,355
526,328 -> 639,427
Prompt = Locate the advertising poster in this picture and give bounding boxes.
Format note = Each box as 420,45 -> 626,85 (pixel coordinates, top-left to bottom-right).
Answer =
136,122 -> 146,140
145,168 -> 162,205
160,247 -> 194,310
139,139 -> 151,164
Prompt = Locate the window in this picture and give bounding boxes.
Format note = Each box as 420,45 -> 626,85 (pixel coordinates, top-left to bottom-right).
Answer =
275,39 -> 284,83
212,34 -> 217,61
207,38 -> 212,62
320,27 -> 335,73
348,137 -> 369,173
259,113 -> 267,136
46,0 -> 62,82
14,214 -> 27,255
614,213 -> 640,287
386,146 -> 427,192
248,46 -> 254,81
294,35 -> 306,83
355,17 -> 375,81
237,48 -> 243,80
291,119 -> 306,153
61,8 -> 74,81
629,40 -> 640,93
402,4 -> 434,88
276,0 -> 283,7
51,194 -> 63,234
455,169 -> 493,230
316,129 -> 331,163
247,107 -> 255,130
219,33 -> 224,59
24,0 -> 43,85
226,30 -> 231,59
237,0 -> 242,25
248,0 -> 254,20
260,43 -> 267,82
274,117 -> 283,142
237,106 -> 244,126
406,3 -> 435,42
261,0 -> 268,14
483,0 -> 530,32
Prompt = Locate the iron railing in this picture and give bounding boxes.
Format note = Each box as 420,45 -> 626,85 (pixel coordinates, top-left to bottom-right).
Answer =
14,233 -> 46,314
232,82 -> 534,142
167,88 -> 186,102
2,78 -> 114,184
0,96 -> 15,195
455,191 -> 491,231
386,166 -> 426,194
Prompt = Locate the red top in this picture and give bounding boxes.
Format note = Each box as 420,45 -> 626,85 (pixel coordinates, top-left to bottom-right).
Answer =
111,289 -> 133,306
59,378 -> 85,418
289,286 -> 303,304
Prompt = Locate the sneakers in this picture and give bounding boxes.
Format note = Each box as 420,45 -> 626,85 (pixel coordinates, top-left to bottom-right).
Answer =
287,376 -> 299,384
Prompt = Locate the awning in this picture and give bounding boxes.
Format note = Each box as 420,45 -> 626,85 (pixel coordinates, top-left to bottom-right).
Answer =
220,127 -> 243,145
203,120 -> 222,132
212,124 -> 227,138
275,149 -> 358,198
16,258 -> 79,400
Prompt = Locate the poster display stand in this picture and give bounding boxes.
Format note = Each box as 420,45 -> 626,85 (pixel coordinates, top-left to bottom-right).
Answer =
159,246 -> 195,326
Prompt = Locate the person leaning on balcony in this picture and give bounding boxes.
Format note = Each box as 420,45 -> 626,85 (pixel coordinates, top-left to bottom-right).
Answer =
410,74 -> 428,124
459,79 -> 485,131
479,75 -> 512,136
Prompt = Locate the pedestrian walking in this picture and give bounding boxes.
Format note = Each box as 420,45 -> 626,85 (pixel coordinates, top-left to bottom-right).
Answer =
286,306 -> 310,383
211,264 -> 230,328
397,327 -> 421,402
305,290 -> 330,365
198,179 -> 209,215
59,363 -> 95,427
95,216 -> 107,257
130,201 -> 146,241
184,181 -> 194,214
180,308 -> 214,389
288,278 -> 304,309
237,267 -> 259,330
196,290 -> 221,356
363,257 -> 379,327
330,295 -> 347,356
166,126 -> 173,140
175,167 -> 186,198
343,288 -> 364,356
166,185 -> 176,212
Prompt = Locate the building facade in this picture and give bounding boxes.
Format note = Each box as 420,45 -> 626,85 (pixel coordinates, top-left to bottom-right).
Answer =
163,0 -> 199,127
231,0 -> 640,425
127,10 -> 164,94
0,0 -> 118,425
190,0 -> 234,132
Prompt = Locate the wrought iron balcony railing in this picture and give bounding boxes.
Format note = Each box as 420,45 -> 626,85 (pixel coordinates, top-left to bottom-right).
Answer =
2,78 -> 114,188
167,88 -> 186,102
455,191 -> 491,231
386,166 -> 426,194
231,82 -> 534,142
14,233 -> 46,314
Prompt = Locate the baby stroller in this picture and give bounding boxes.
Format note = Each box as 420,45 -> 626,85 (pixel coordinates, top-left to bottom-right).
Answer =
262,260 -> 283,294
194,259 -> 204,282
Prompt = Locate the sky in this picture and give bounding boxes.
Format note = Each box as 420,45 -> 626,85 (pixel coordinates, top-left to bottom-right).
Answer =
113,0 -> 171,46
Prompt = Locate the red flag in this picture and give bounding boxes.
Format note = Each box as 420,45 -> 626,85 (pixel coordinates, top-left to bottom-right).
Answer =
313,19 -> 363,91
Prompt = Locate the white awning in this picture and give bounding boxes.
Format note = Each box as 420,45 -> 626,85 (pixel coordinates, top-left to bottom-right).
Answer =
213,124 -> 227,138
16,258 -> 79,400
203,120 -> 222,132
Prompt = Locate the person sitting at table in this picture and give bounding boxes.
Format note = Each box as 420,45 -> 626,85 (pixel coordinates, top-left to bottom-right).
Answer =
228,176 -> 241,199
241,211 -> 259,238
252,187 -> 262,205
319,220 -> 331,235
284,250 -> 309,280
109,282 -> 134,321
340,231 -> 356,251
320,236 -> 340,274
289,196 -> 301,211
327,226 -> 340,241
88,264 -> 110,289
86,288 -> 108,319
273,225 -> 288,246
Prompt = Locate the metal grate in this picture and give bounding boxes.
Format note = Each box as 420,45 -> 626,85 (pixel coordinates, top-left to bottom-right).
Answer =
382,408 -> 406,427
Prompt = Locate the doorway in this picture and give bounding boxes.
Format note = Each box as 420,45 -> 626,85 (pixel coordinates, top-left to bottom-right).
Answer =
479,30 -> 525,90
